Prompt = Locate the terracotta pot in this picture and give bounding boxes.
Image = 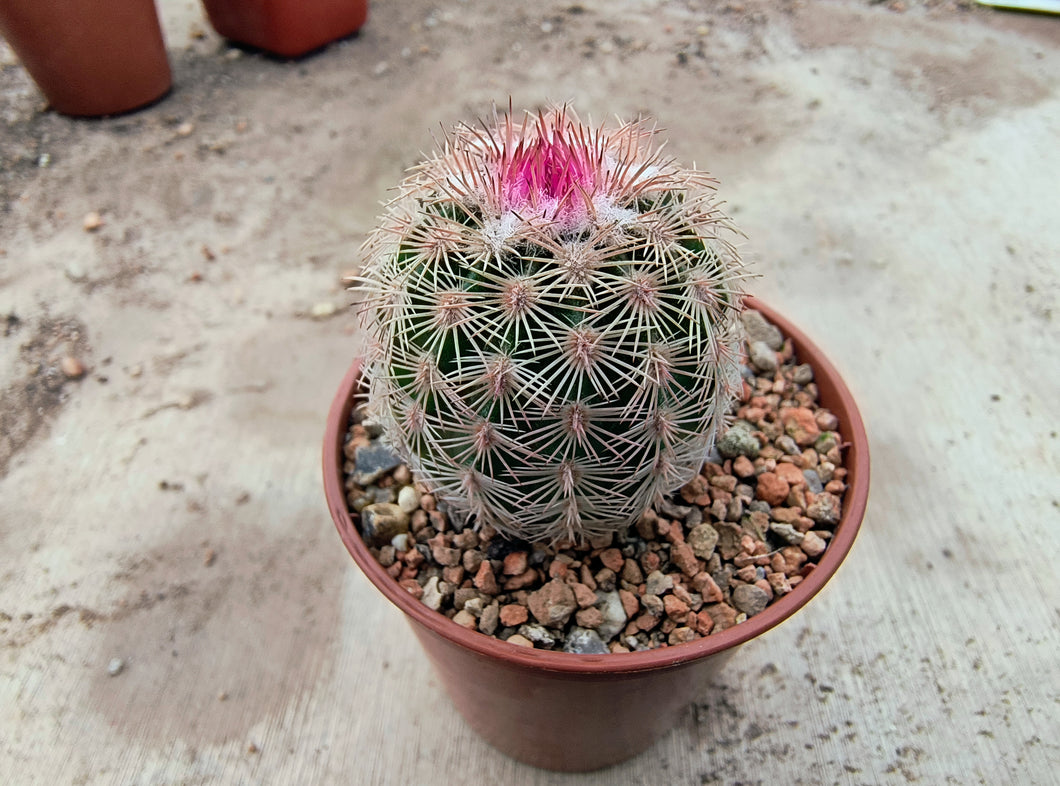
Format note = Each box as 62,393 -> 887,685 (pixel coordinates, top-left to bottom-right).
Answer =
0,0 -> 171,117
201,0 -> 369,58
323,296 -> 870,772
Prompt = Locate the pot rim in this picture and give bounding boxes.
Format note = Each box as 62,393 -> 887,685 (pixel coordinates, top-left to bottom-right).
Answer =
324,296 -> 870,675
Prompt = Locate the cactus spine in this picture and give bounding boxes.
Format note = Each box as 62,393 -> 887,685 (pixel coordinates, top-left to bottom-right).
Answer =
356,106 -> 746,543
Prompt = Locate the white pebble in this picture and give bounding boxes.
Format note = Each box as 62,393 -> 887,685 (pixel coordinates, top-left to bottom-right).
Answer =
310,301 -> 337,319
397,485 -> 421,513
107,658 -> 125,676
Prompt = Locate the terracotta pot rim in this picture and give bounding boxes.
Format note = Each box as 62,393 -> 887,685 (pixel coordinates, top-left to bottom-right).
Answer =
324,295 -> 870,675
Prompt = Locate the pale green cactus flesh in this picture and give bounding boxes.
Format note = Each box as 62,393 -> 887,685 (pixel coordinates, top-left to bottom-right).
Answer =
355,106 -> 747,543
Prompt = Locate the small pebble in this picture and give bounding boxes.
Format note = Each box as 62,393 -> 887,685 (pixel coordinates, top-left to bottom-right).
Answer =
800,531 -> 828,558
748,341 -> 778,372
803,469 -> 825,494
688,523 -> 719,559
564,627 -> 609,654
595,590 -> 628,641
353,443 -> 403,486
397,485 -> 420,513
644,571 -> 673,596
310,302 -> 337,319
717,420 -> 761,459
741,310 -> 784,350
83,212 -> 104,232
360,503 -> 409,547
479,602 -> 500,636
755,472 -> 789,506
518,623 -> 560,647
107,657 -> 125,676
421,576 -> 443,611
527,579 -> 576,628
60,356 -> 86,379
65,263 -> 87,282
807,493 -> 842,525
769,521 -> 805,546
732,584 -> 770,616
499,604 -> 528,627
793,364 -> 814,385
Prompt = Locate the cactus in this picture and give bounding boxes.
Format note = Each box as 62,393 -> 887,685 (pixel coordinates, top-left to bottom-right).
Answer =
355,106 -> 747,543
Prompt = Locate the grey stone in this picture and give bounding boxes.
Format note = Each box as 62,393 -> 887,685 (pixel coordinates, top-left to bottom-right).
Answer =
594,590 -> 628,641
644,570 -> 673,596
807,492 -> 842,525
688,523 -> 720,560
717,420 -> 761,459
564,627 -> 609,655
815,432 -> 839,454
712,565 -> 733,594
715,521 -> 744,560
776,435 -> 801,456
816,462 -> 835,484
453,588 -> 480,610
748,340 -> 778,372
735,483 -> 755,502
793,363 -> 814,385
376,545 -> 396,567
349,494 -> 372,512
769,521 -> 805,546
803,469 -> 825,494
732,584 -> 771,616
360,503 -> 410,547
353,443 -> 403,485
641,594 -> 664,616
368,485 -> 397,505
684,505 -> 703,527
657,498 -> 692,521
422,576 -> 443,611
518,623 -> 560,648
741,309 -> 784,350
726,497 -> 744,522
479,602 -> 500,637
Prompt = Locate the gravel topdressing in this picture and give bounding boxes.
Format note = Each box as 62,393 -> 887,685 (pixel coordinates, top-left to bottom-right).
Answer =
342,309 -> 849,654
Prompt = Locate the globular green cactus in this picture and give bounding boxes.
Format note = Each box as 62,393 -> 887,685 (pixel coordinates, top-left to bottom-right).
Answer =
355,106 -> 747,543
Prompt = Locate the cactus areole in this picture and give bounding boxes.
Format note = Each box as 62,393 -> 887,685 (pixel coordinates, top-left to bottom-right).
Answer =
355,106 -> 748,543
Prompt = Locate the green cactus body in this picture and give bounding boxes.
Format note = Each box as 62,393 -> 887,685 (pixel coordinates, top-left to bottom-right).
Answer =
356,106 -> 746,543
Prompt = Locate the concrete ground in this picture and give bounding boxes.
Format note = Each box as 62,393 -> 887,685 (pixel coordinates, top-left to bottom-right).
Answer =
1,0 -> 1058,783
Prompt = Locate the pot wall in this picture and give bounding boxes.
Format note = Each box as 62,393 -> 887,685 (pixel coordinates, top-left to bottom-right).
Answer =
0,0 -> 171,117
201,0 -> 369,58
409,618 -> 737,770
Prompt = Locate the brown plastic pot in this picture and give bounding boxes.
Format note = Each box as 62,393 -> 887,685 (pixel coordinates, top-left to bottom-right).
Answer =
0,0 -> 171,117
324,296 -> 870,772
201,0 -> 368,58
